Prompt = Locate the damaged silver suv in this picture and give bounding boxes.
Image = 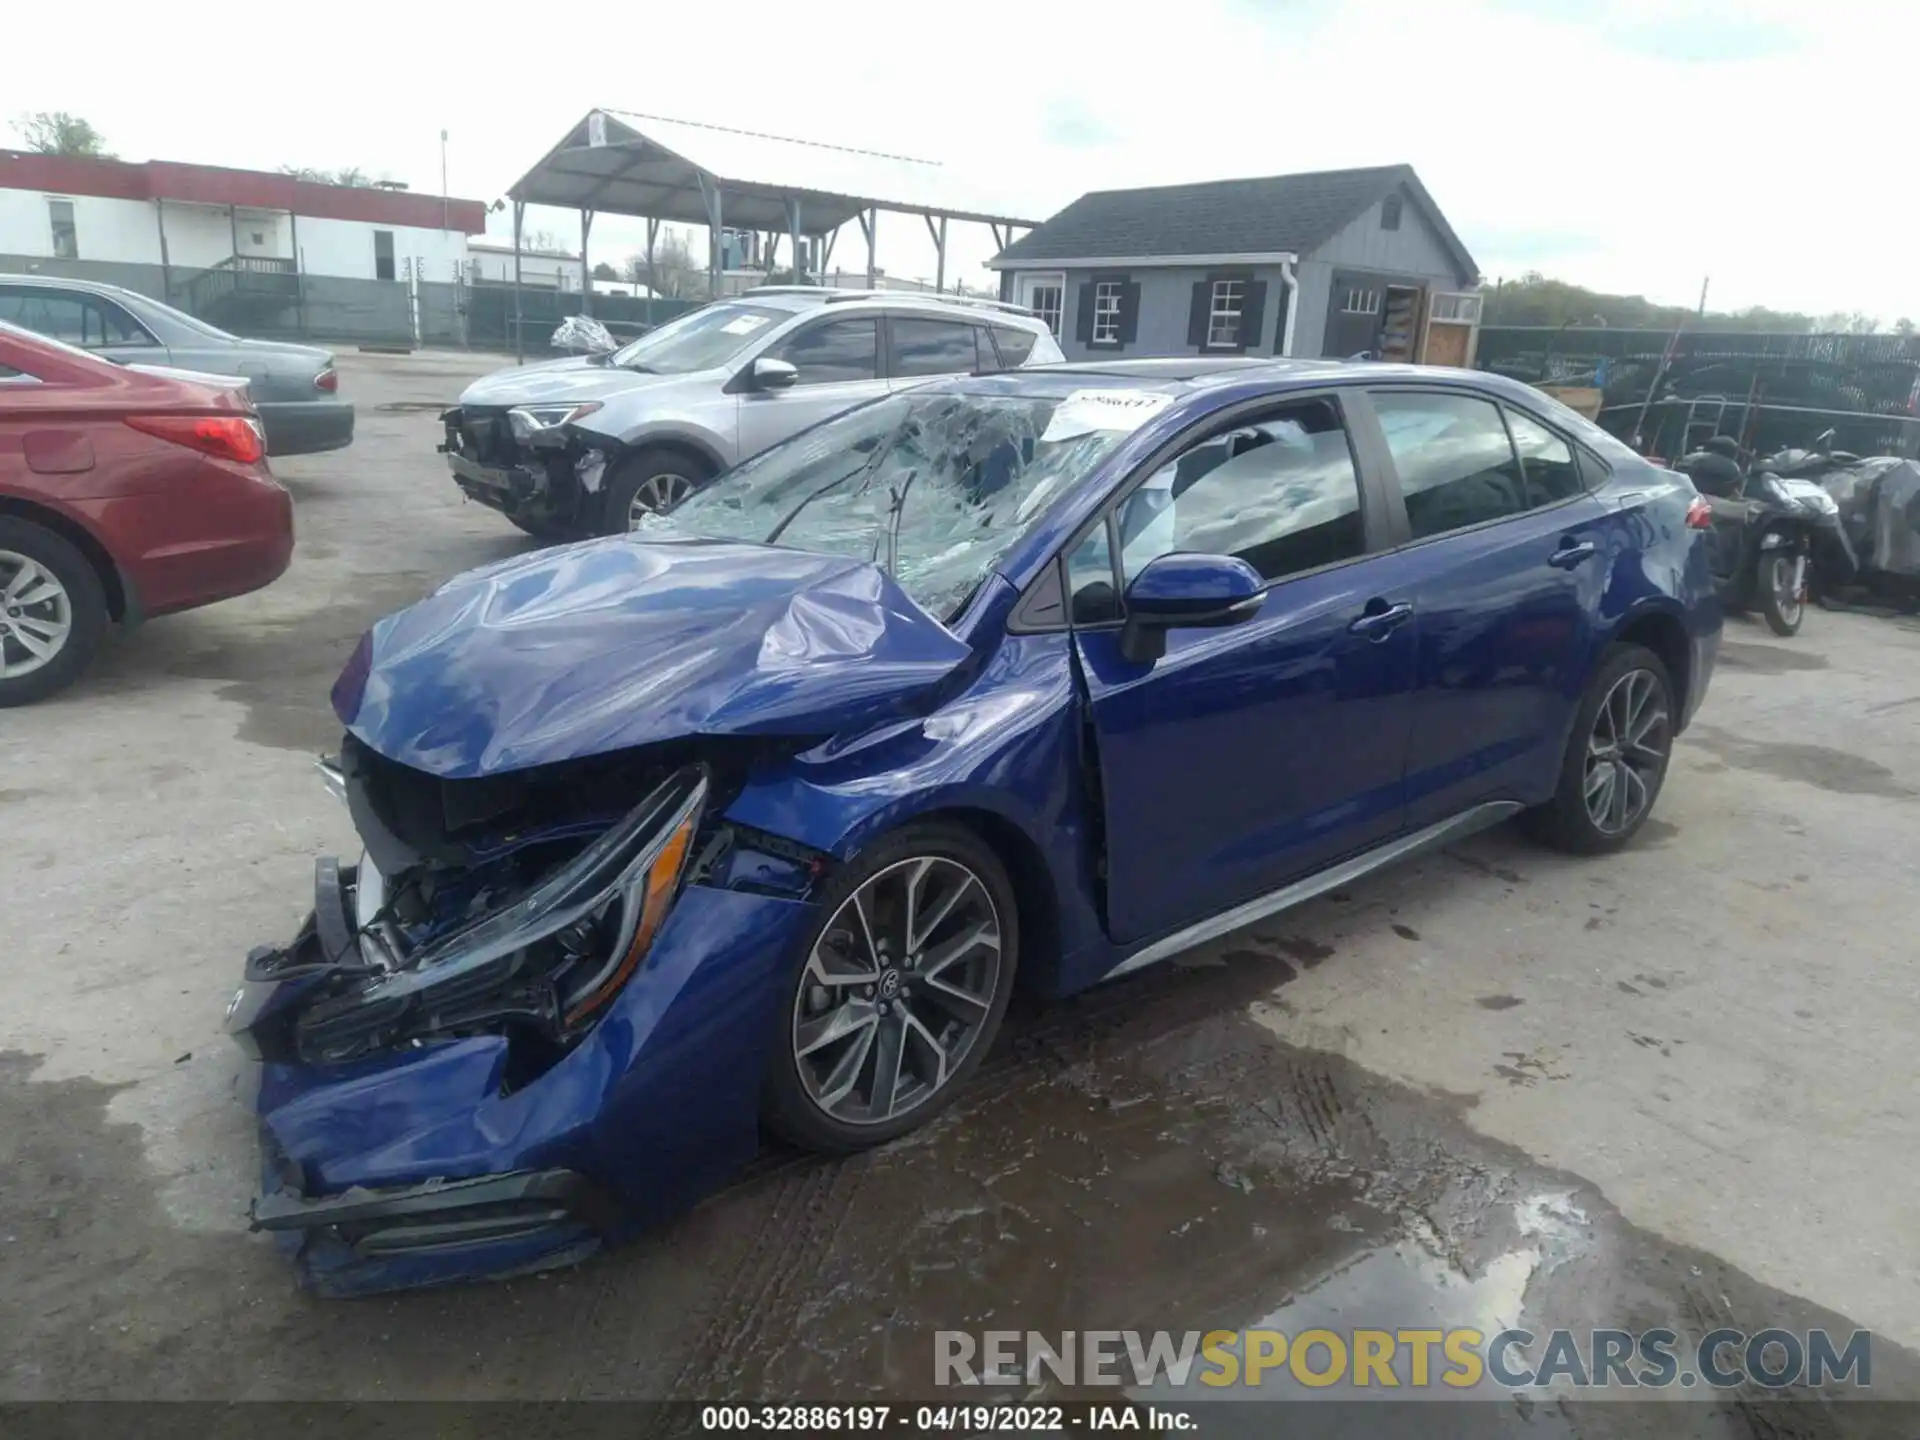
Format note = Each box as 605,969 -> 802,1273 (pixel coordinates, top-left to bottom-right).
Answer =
439,287 -> 1064,539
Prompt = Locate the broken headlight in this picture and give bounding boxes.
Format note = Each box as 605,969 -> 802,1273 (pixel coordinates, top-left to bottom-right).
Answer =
294,767 -> 706,1063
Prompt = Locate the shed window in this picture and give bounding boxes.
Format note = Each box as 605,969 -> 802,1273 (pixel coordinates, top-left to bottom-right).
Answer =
1206,279 -> 1245,348
1091,280 -> 1124,345
1381,194 -> 1403,231
1342,287 -> 1381,315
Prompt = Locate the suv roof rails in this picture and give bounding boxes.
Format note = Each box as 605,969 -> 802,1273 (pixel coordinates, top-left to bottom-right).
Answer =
824,289 -> 1039,319
737,284 -> 1036,320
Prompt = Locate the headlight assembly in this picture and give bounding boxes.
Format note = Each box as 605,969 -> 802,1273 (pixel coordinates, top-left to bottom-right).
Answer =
294,768 -> 707,1062
508,401 -> 603,437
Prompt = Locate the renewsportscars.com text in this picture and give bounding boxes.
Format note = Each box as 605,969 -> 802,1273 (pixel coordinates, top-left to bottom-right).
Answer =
936,1327 -> 1872,1391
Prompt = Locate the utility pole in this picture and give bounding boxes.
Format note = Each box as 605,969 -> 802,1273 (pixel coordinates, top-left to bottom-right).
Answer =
440,130 -> 450,231
1697,275 -> 1709,319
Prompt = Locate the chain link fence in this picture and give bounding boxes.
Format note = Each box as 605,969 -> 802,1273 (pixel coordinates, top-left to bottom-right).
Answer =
0,253 -> 701,352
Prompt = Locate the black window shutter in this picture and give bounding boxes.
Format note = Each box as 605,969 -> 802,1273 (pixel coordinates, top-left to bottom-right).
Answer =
1074,282 -> 1096,344
1271,281 -> 1291,355
1240,281 -> 1268,352
1118,280 -> 1141,345
1187,281 -> 1211,348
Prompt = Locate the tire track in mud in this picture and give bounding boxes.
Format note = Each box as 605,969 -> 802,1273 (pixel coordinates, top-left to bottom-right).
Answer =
667,1151 -> 869,1401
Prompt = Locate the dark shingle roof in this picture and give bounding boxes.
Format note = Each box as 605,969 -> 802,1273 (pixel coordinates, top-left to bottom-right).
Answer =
995,163 -> 1477,282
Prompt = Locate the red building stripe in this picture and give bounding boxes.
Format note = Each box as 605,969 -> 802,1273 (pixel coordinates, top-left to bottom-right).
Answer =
0,151 -> 488,233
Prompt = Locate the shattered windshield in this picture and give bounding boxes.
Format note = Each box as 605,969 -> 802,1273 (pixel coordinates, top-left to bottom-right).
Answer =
636,389 -> 1163,615
606,303 -> 786,373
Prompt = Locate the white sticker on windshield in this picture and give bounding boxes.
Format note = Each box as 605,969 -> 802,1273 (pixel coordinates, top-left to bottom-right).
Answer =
1040,389 -> 1172,443
720,315 -> 771,335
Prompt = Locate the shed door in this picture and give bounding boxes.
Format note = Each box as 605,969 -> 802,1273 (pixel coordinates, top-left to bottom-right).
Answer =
1419,291 -> 1484,367
1325,277 -> 1384,358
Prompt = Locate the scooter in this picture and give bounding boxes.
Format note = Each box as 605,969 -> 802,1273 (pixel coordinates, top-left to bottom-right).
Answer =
1675,437 -> 1856,635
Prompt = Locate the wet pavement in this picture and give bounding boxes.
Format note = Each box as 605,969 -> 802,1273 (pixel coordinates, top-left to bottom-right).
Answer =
3,352 -> 1919,1433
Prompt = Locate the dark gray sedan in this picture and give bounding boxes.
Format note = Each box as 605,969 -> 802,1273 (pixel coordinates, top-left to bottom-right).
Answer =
0,274 -> 353,455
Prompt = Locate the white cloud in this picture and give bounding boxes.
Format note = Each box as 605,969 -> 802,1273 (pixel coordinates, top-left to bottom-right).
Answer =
13,0 -> 1920,320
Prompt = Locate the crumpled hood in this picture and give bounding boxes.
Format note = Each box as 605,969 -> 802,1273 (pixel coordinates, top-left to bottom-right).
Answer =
458,356 -> 688,408
332,538 -> 973,779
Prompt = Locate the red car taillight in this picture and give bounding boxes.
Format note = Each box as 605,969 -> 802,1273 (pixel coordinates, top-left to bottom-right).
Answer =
126,414 -> 267,466
314,366 -> 339,393
1685,497 -> 1713,529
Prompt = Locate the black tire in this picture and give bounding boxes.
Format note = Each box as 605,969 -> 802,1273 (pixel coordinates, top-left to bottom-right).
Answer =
1759,553 -> 1805,636
598,448 -> 709,537
1526,643 -> 1676,856
763,822 -> 1019,1154
505,512 -> 566,544
0,517 -> 108,708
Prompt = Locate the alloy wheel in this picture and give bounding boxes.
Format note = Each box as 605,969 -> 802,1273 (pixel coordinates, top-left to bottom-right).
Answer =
1768,555 -> 1805,629
1583,668 -> 1670,835
626,473 -> 694,529
792,856 -> 1003,1127
0,550 -> 74,680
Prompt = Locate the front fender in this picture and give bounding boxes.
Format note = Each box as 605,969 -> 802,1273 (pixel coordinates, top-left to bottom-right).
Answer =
721,630 -> 1113,989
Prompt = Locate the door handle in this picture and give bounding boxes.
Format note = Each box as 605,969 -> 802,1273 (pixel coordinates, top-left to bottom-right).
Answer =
1349,600 -> 1413,639
1549,539 -> 1597,568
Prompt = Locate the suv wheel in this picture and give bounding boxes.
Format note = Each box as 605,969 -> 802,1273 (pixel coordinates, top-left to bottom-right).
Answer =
1527,643 -> 1675,854
0,518 -> 108,708
600,448 -> 709,536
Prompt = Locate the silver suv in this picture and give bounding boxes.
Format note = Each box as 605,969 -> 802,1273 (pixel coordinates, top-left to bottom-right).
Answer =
440,287 -> 1064,538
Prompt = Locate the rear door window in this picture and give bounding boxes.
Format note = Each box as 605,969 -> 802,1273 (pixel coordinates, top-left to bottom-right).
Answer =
990,325 -> 1039,367
1504,408 -> 1584,506
1372,391 -> 1527,539
0,287 -> 152,349
888,317 -> 979,378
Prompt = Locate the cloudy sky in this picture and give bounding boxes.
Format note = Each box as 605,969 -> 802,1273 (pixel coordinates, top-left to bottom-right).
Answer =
11,0 -> 1916,318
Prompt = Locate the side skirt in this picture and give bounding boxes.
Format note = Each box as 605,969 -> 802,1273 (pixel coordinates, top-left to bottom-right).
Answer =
1102,800 -> 1523,982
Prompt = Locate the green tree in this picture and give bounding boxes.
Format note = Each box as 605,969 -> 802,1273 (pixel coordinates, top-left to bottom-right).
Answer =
591,260 -> 619,281
13,111 -> 114,158
1483,273 -> 1824,333
279,165 -> 372,187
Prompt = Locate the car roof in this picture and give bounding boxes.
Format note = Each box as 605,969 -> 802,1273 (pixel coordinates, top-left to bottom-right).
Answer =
0,272 -> 134,299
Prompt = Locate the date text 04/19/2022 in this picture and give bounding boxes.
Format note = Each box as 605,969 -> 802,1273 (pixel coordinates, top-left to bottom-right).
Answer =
699,1404 -> 1195,1431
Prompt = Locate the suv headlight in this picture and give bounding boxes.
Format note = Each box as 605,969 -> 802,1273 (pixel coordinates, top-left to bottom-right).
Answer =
508,401 -> 603,437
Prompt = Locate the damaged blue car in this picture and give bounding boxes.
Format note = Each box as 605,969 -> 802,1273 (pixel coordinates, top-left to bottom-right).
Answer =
227,359 -> 1718,1294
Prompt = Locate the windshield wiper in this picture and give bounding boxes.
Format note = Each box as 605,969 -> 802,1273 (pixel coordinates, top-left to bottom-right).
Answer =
763,419 -> 912,547
882,468 -> 920,576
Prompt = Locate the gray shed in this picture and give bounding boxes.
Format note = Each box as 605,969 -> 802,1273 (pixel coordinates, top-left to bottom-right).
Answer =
990,164 -> 1482,367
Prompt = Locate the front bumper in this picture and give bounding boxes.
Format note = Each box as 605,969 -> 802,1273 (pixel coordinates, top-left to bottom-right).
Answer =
250,1161 -> 615,1298
230,851 -> 820,1295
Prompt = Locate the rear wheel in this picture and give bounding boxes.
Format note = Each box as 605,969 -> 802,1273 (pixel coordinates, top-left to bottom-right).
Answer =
0,518 -> 107,708
1760,553 -> 1805,635
1527,643 -> 1675,855
599,448 -> 708,537
763,822 -> 1018,1153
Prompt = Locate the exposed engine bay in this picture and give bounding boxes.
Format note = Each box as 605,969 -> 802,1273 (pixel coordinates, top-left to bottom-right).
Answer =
439,403 -> 611,531
235,735 -> 823,1078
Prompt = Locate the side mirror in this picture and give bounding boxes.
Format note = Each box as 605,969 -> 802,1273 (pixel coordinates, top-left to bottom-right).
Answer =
751,356 -> 798,391
1119,552 -> 1265,663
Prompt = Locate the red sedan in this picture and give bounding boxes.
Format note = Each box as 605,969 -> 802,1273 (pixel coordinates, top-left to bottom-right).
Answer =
0,320 -> 294,705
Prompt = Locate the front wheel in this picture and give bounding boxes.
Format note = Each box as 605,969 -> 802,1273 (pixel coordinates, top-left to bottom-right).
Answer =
1527,643 -> 1676,855
1760,552 -> 1806,635
599,448 -> 708,537
763,823 -> 1019,1153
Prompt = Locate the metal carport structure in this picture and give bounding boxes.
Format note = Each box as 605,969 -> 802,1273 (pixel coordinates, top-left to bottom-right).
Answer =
500,109 -> 1041,360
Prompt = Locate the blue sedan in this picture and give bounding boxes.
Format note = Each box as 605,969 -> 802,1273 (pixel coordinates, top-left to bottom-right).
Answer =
227,358 -> 1720,1294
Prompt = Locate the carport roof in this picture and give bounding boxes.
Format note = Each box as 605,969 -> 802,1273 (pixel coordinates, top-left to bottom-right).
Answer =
507,110 -> 1041,234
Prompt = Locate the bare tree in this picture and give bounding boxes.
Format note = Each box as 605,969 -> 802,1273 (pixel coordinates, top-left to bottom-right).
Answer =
280,165 -> 374,187
624,228 -> 703,299
14,111 -> 114,158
